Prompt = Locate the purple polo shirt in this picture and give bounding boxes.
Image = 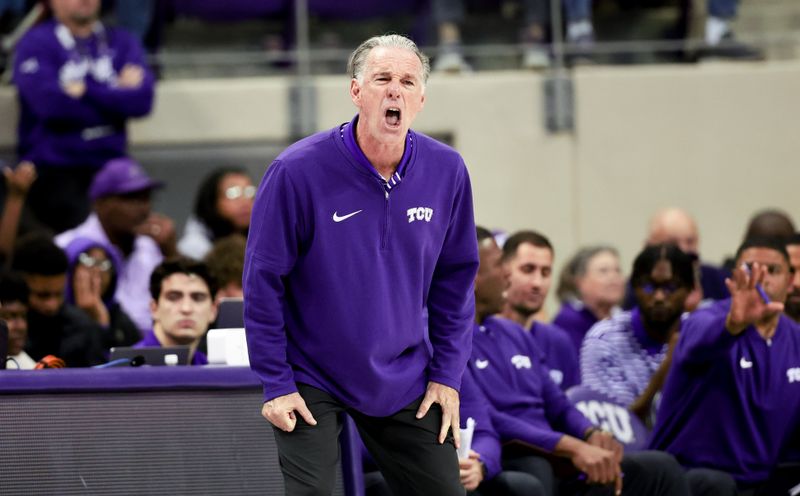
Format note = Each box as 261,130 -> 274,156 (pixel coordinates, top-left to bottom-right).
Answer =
243,119 -> 478,416
650,299 -> 800,485
56,213 -> 162,333
134,330 -> 208,366
529,321 -> 580,390
469,317 -> 592,452
552,300 -> 600,354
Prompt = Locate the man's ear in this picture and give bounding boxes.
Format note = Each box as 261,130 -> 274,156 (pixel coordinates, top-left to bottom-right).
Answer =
149,299 -> 158,320
350,78 -> 361,105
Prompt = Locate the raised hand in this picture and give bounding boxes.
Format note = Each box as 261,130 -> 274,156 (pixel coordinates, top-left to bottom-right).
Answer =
725,262 -> 784,335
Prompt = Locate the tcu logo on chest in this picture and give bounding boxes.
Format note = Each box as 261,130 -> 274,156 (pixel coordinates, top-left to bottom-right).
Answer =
407,207 -> 434,223
788,367 -> 800,383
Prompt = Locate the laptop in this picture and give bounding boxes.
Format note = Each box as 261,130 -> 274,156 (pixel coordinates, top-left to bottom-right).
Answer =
215,297 -> 244,329
109,346 -> 191,366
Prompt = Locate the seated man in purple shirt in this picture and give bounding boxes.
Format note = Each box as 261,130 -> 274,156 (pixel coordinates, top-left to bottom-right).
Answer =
244,35 -> 478,495
581,244 -> 695,424
784,233 -> 800,323
134,257 -> 217,366
12,0 -> 155,233
472,227 -> 688,496
498,230 -> 580,390
650,237 -> 800,495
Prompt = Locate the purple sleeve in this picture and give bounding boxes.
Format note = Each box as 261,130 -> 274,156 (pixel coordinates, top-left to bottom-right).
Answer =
460,370 -> 501,479
243,161 -> 304,402
676,306 -> 738,366
425,163 -> 479,391
83,33 -> 155,118
13,36 -> 106,124
489,405 -> 565,453
535,343 -> 593,438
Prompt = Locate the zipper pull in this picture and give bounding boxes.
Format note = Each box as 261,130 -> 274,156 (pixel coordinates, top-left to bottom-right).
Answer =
385,190 -> 389,199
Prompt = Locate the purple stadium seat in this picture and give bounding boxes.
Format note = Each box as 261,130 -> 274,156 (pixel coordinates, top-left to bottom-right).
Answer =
565,385 -> 650,451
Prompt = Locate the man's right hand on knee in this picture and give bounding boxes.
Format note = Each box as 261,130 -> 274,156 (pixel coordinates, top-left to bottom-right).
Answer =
263,392 -> 318,432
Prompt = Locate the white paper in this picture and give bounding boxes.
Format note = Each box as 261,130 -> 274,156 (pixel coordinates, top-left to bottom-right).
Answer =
457,417 -> 475,459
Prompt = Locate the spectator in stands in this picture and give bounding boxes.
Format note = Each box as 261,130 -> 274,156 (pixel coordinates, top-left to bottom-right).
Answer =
0,161 -> 36,266
625,207 -> 729,311
178,167 -> 255,260
471,227 -> 689,495
497,229 -> 579,390
581,244 -> 695,423
135,257 -> 218,366
63,237 -> 140,349
785,233 -> 800,323
204,234 -> 246,302
0,270 -> 35,369
432,0 -> 552,71
650,237 -> 800,493
12,233 -> 106,366
12,0 -> 155,233
553,245 -> 625,353
55,157 -> 174,333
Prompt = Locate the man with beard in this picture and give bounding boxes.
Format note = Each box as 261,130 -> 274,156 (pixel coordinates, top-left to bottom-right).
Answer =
580,244 -> 695,422
499,230 -> 579,390
784,233 -> 800,323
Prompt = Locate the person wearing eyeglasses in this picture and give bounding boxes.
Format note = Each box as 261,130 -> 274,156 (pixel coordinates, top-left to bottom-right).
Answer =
178,167 -> 255,261
63,237 -> 140,351
580,244 -> 695,425
649,237 -> 800,495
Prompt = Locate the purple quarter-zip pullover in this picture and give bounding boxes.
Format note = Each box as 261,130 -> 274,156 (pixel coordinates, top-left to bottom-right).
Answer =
243,117 -> 478,416
469,316 -> 592,452
529,320 -> 580,390
649,299 -> 800,485
553,300 -> 600,354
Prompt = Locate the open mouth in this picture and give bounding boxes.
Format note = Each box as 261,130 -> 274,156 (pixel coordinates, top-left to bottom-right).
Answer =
385,107 -> 401,127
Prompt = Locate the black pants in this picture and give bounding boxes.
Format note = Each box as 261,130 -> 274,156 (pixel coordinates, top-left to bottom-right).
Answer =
504,450 -> 690,495
272,383 -> 464,496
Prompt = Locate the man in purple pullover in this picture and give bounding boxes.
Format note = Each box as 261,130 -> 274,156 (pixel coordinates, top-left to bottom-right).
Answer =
498,230 -> 580,390
244,35 -> 478,495
472,227 -> 689,496
13,0 -> 155,232
650,238 -> 800,494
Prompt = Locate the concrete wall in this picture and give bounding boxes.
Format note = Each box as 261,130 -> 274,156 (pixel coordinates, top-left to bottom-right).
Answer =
1,61 -> 798,312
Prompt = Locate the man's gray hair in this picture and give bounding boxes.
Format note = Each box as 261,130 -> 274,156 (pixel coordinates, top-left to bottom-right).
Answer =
347,34 -> 430,85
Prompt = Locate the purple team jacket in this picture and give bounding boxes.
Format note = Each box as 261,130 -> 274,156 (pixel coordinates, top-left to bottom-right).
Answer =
243,118 -> 478,416
650,299 -> 800,485
13,20 -> 154,169
469,317 -> 592,452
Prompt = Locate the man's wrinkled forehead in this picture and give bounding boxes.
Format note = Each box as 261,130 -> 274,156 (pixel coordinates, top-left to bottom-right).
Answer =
364,47 -> 424,81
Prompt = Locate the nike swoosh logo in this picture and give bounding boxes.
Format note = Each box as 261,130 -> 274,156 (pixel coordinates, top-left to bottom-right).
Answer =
740,357 -> 753,369
332,210 -> 363,223
475,359 -> 489,369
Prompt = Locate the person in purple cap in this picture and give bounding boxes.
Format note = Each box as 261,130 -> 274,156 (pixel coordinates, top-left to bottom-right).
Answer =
55,157 -> 175,334
471,227 -> 689,496
580,244 -> 695,423
244,34 -> 478,495
135,257 -> 217,366
650,237 -> 800,494
12,0 -> 155,233
498,230 -> 580,390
